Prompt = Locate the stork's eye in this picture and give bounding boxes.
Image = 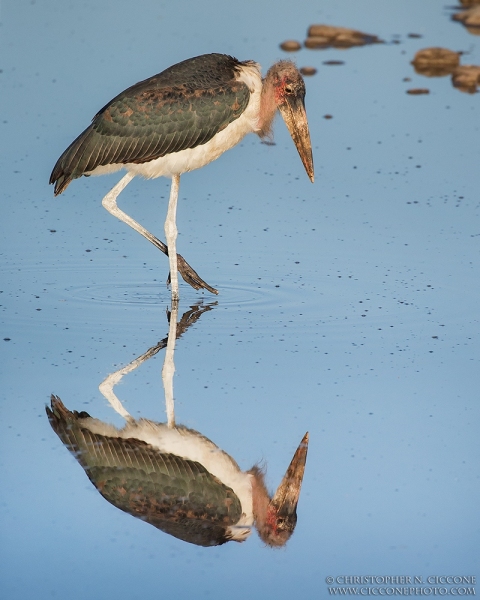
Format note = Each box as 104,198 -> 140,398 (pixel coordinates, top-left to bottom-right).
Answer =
284,85 -> 294,94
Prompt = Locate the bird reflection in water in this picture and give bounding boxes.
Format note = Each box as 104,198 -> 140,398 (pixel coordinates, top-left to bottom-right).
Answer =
47,303 -> 308,547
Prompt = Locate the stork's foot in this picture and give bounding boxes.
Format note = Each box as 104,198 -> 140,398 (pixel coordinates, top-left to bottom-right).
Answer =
168,253 -> 218,295
142,231 -> 217,294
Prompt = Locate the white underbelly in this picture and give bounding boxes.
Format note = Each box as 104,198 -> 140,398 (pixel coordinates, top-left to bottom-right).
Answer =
87,86 -> 261,180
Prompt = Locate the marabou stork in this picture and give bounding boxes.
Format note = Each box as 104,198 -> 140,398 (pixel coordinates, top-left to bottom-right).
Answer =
50,53 -> 314,301
47,396 -> 308,547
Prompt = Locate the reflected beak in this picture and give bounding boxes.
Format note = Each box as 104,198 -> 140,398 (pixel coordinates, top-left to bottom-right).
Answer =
264,432 -> 309,545
279,96 -> 314,183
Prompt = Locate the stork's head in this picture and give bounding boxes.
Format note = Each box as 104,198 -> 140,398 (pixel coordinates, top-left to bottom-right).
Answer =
262,61 -> 314,183
254,432 -> 309,547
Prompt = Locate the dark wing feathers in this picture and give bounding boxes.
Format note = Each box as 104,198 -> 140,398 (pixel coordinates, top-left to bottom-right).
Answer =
50,54 -> 251,195
47,395 -> 243,546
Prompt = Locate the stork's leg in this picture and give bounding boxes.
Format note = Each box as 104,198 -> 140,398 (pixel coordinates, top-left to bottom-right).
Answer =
165,174 -> 180,302
99,341 -> 164,424
101,173 -> 218,295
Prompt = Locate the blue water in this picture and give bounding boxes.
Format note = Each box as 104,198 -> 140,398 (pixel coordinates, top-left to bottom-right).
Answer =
1,1 -> 479,598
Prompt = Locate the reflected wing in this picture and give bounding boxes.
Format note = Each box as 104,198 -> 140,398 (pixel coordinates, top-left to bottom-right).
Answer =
47,396 -> 243,546
50,54 -> 251,195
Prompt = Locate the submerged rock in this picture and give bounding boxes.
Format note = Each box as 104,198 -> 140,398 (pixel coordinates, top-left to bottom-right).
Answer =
280,40 -> 302,52
451,65 -> 480,92
452,5 -> 480,34
299,66 -> 317,76
411,47 -> 461,76
406,88 -> 430,95
305,24 -> 382,49
411,47 -> 480,93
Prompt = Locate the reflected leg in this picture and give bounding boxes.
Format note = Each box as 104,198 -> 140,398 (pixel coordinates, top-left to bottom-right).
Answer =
162,301 -> 179,428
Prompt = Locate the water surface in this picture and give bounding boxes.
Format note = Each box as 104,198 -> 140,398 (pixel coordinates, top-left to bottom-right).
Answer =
1,1 -> 479,598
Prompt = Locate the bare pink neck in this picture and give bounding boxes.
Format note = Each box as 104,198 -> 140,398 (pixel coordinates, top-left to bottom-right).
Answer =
249,466 -> 271,529
257,75 -> 278,138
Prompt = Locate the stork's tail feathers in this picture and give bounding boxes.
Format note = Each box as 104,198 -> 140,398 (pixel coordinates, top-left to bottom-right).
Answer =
46,395 -> 91,446
49,172 -> 73,196
49,125 -> 98,195
47,394 -> 73,423
47,394 -> 90,421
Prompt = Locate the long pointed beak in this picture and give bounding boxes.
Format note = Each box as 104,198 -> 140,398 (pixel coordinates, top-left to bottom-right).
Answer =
279,97 -> 314,183
263,432 -> 309,546
269,431 -> 309,517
